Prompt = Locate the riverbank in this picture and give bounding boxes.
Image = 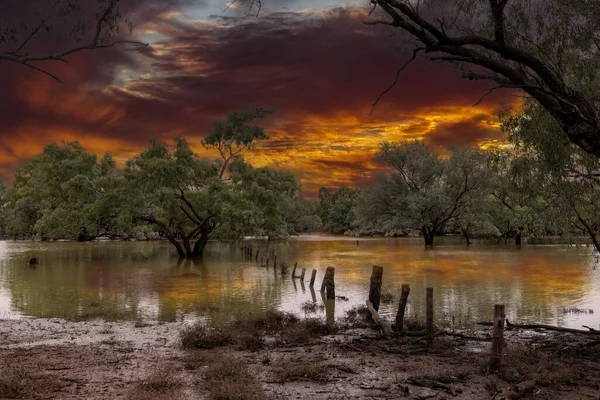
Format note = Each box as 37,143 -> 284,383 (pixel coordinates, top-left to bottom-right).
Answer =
1,315 -> 600,399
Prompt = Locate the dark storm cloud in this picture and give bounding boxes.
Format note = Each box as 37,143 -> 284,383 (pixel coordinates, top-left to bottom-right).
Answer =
0,1 -> 513,193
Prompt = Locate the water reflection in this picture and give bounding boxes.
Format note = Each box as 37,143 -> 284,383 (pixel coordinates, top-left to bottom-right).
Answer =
0,237 -> 598,329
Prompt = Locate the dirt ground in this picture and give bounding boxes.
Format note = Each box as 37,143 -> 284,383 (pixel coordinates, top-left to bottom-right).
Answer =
1,316 -> 600,400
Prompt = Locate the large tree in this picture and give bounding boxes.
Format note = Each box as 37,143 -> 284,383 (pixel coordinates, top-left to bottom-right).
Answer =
124,137 -> 296,258
376,141 -> 489,245
366,0 -> 600,157
4,142 -> 123,241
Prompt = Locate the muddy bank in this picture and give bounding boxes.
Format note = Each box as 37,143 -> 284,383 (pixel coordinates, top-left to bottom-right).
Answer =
1,317 -> 600,399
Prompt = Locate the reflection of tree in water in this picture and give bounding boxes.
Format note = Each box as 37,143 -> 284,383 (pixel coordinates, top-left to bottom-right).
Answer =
1,239 -> 597,327
155,254 -> 288,323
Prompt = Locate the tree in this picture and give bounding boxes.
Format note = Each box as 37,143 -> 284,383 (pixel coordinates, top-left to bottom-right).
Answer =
124,137 -> 296,258
502,101 -> 600,251
280,195 -> 322,234
377,141 -> 489,245
366,0 -> 600,157
0,0 -> 145,82
202,108 -> 272,179
3,142 -> 123,241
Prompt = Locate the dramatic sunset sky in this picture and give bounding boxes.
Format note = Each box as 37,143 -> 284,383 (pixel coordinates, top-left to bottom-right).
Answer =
0,0 -> 516,195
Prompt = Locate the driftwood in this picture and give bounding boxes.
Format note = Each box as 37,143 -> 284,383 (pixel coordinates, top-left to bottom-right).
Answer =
366,300 -> 393,335
479,320 -> 600,335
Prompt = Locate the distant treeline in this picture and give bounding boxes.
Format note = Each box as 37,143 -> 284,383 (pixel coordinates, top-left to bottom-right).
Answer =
1,103 -> 600,256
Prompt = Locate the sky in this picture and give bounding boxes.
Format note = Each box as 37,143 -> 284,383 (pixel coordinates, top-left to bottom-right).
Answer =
0,0 -> 516,196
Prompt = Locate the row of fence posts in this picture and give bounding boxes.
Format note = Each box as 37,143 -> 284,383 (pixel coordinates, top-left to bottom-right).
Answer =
239,245 -> 506,372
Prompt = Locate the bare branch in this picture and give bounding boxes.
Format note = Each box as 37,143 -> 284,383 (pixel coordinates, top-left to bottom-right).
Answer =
370,47 -> 424,115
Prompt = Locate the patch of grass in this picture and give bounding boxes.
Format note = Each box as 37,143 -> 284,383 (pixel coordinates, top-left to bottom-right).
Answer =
0,365 -> 65,399
300,301 -> 325,314
342,305 -> 369,327
274,361 -> 329,383
126,366 -> 182,400
204,354 -> 269,400
180,311 -> 333,351
278,318 -> 336,346
180,322 -> 233,350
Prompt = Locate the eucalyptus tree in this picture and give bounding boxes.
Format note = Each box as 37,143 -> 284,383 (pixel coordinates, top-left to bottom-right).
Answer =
202,108 -> 272,179
377,141 -> 490,245
502,102 -> 600,251
366,0 -> 600,157
4,141 -> 122,240
124,137 -> 297,258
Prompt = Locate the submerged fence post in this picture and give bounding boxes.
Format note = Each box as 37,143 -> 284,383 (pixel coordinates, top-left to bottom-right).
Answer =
394,284 -> 410,331
300,268 -> 306,280
274,255 -> 277,269
368,266 -> 384,312
309,269 -> 317,288
426,287 -> 434,346
490,304 -> 506,372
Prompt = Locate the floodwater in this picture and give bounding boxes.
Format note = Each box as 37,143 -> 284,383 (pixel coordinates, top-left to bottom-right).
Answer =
0,236 -> 599,329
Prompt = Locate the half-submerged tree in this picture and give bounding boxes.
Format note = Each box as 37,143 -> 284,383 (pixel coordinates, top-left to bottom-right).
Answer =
0,0 -> 145,82
366,0 -> 600,157
377,141 -> 489,246
124,137 -> 296,259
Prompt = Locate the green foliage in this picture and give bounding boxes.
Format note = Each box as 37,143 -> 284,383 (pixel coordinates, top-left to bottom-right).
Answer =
202,108 -> 272,178
280,195 -> 322,234
372,141 -> 490,245
4,142 -> 121,240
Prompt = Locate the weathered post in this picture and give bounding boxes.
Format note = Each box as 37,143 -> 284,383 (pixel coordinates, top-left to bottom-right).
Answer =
320,267 -> 335,299
309,269 -> 317,288
255,250 -> 259,262
368,266 -> 384,312
249,247 -> 253,260
274,255 -> 277,269
266,257 -> 269,268
291,262 -> 297,278
426,287 -> 434,346
300,268 -> 306,280
490,304 -> 506,372
394,284 -> 410,331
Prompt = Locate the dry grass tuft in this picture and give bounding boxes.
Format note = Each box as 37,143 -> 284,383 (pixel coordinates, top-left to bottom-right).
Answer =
0,365 -> 65,399
181,311 -> 333,350
204,354 -> 269,400
126,366 -> 182,400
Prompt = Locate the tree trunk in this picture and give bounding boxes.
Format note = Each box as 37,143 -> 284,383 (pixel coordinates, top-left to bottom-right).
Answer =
423,228 -> 435,246
190,235 -> 209,258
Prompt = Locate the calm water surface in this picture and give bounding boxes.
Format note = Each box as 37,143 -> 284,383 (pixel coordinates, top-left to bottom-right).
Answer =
0,236 -> 599,329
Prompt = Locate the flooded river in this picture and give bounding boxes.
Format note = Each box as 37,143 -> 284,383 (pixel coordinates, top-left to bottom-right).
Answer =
0,236 -> 598,329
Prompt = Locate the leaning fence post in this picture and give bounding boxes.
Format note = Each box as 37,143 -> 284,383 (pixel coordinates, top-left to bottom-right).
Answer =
300,268 -> 306,280
394,284 -> 410,331
368,266 -> 384,312
490,304 -> 506,372
426,287 -> 434,346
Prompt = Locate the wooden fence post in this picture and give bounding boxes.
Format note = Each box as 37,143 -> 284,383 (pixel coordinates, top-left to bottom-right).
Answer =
274,255 -> 277,269
300,268 -> 306,280
368,266 -> 384,312
394,284 -> 410,331
320,267 -> 335,299
426,287 -> 434,346
291,262 -> 297,278
309,269 -> 317,288
490,304 -> 506,372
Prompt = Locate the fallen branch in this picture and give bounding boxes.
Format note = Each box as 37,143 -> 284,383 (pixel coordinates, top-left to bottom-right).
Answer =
366,300 -> 394,335
506,320 -> 600,335
442,330 -> 492,342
